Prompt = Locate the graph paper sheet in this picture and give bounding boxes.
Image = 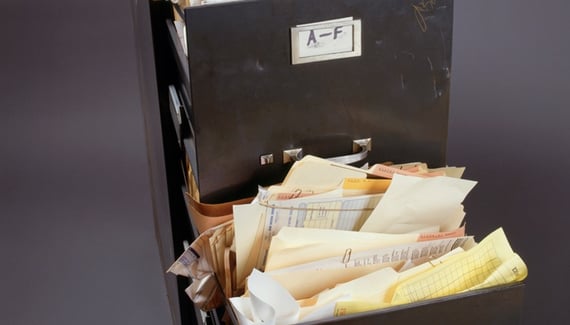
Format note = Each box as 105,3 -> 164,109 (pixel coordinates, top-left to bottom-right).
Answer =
386,227 -> 528,304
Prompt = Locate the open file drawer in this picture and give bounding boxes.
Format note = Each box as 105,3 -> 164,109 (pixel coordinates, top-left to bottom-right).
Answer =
164,44 -> 526,325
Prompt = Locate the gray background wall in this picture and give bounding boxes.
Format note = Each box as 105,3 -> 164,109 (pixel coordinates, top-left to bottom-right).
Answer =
0,0 -> 174,324
0,1 -> 568,325
448,1 -> 570,323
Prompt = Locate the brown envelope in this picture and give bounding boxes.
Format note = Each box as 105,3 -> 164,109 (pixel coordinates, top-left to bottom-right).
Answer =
185,192 -> 253,234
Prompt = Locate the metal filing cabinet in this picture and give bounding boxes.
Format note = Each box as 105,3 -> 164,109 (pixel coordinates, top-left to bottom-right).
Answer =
146,0 -> 525,324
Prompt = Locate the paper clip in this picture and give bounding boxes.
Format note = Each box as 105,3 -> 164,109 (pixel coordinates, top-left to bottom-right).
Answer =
342,248 -> 352,267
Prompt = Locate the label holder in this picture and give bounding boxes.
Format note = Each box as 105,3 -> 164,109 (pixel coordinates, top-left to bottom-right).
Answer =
291,18 -> 362,65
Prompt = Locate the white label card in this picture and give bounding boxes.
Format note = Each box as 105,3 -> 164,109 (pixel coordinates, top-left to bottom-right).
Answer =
291,17 -> 361,65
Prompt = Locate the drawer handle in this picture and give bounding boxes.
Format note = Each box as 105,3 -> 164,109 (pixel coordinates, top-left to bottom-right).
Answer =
283,138 -> 371,165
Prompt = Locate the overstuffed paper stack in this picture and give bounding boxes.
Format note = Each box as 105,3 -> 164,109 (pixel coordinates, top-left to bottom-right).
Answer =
168,155 -> 528,324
